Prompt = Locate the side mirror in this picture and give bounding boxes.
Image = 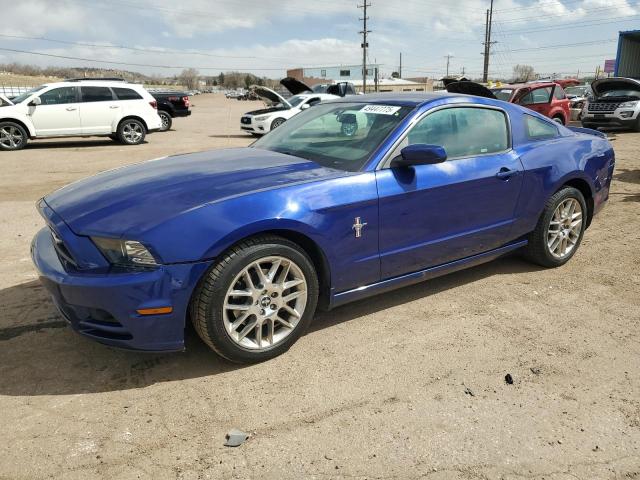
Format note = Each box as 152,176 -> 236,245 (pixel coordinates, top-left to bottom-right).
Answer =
391,144 -> 447,168
29,97 -> 42,106
300,103 -> 310,110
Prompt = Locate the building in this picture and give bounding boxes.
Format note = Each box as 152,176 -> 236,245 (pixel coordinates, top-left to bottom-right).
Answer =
287,64 -> 380,87
350,77 -> 433,93
615,30 -> 640,78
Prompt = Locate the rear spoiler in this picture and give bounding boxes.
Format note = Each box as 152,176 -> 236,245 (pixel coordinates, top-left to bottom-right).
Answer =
567,126 -> 607,139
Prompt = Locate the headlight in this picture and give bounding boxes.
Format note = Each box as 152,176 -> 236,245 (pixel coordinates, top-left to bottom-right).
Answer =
92,237 -> 158,267
253,115 -> 269,121
619,101 -> 638,109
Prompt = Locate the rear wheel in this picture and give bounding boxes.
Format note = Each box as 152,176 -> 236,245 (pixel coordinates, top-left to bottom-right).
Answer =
117,119 -> 146,145
158,111 -> 172,132
0,121 -> 28,151
523,187 -> 587,268
190,235 -> 319,363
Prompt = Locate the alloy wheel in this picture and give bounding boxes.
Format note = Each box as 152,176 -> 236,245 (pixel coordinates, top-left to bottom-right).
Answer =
547,198 -> 583,259
160,113 -> 170,130
223,256 -> 307,350
0,126 -> 24,149
122,122 -> 143,143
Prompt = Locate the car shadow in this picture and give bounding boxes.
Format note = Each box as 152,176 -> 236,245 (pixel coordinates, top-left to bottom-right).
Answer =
25,140 -> 148,149
209,134 -> 253,139
0,255 -> 541,396
613,168 -> 640,185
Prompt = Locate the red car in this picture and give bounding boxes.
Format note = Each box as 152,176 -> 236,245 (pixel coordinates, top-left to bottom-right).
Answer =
446,81 -> 571,125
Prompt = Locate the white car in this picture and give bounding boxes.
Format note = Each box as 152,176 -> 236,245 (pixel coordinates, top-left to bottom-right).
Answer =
0,79 -> 162,151
240,78 -> 355,136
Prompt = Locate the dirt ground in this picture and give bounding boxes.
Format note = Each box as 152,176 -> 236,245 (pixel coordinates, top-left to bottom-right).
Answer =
0,94 -> 638,480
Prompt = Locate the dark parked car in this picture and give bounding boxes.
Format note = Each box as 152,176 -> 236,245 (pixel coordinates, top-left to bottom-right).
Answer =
150,91 -> 191,131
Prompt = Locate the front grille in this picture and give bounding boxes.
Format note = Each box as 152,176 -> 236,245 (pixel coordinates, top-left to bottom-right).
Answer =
50,229 -> 77,267
241,116 -> 252,124
588,102 -> 619,113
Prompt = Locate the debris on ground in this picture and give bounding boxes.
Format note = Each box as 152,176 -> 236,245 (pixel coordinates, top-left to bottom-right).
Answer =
224,429 -> 249,447
463,386 -> 475,397
530,367 -> 541,375
505,374 -> 514,385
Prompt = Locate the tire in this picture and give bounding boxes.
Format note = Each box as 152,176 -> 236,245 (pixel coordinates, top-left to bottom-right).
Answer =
109,134 -> 118,141
250,133 -> 262,138
117,119 -> 146,145
552,115 -> 564,125
158,111 -> 172,132
270,118 -> 286,131
0,121 -> 28,151
190,235 -> 319,363
634,117 -> 640,133
523,187 -> 587,268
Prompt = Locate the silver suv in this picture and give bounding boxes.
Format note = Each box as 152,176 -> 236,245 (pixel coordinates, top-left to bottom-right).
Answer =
581,77 -> 640,132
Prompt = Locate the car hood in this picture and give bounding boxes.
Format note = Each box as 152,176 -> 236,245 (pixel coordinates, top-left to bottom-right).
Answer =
280,77 -> 313,95
44,148 -> 345,237
445,81 -> 497,99
253,86 -> 290,108
591,77 -> 640,97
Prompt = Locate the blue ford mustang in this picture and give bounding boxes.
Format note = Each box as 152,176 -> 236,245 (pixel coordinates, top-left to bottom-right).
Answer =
31,93 -> 615,363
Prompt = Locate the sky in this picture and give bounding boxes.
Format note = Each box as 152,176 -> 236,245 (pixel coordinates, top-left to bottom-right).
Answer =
0,0 -> 637,80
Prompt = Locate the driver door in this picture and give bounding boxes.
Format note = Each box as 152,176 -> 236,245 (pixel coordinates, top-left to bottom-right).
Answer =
376,106 -> 524,279
29,86 -> 81,137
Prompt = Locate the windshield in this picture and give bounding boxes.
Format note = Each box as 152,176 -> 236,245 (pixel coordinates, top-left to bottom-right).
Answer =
9,85 -> 47,104
565,86 -> 588,96
600,89 -> 640,99
286,95 -> 306,108
491,89 -> 513,101
252,102 -> 414,171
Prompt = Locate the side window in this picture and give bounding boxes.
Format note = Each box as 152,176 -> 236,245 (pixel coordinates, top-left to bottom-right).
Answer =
81,87 -> 114,102
553,85 -> 565,100
403,107 -> 509,159
113,88 -> 142,100
525,115 -> 559,140
38,87 -> 77,105
519,87 -> 552,105
306,97 -> 322,107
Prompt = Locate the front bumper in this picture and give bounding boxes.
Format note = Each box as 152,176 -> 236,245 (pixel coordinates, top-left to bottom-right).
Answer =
240,117 -> 269,135
31,227 -> 211,352
582,110 -> 639,128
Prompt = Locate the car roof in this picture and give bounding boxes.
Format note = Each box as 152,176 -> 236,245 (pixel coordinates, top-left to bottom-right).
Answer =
496,82 -> 556,90
330,91 -> 456,107
41,80 -> 143,88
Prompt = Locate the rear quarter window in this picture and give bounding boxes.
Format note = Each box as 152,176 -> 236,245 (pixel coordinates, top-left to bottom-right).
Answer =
525,114 -> 559,140
114,88 -> 143,100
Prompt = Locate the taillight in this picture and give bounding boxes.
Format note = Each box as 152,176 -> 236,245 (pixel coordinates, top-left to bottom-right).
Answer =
182,96 -> 190,108
149,100 -> 157,109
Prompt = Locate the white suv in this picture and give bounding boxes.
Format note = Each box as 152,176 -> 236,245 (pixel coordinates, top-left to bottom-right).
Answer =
0,79 -> 162,151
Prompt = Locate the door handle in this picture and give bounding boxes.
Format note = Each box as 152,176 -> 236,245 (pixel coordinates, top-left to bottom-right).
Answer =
109,105 -> 119,109
66,107 -> 77,111
496,168 -> 519,179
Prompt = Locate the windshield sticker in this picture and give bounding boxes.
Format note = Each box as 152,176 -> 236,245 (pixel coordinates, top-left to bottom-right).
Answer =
360,105 -> 402,115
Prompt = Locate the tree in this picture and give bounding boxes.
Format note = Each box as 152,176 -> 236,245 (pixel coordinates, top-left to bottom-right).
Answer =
179,68 -> 200,89
244,74 -> 253,89
512,64 -> 536,82
218,72 -> 225,87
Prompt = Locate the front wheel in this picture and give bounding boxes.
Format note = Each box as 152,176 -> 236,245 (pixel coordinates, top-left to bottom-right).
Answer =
523,187 -> 587,268
0,121 -> 28,151
117,119 -> 146,145
270,118 -> 286,131
190,235 -> 319,363
552,115 -> 564,125
158,111 -> 172,132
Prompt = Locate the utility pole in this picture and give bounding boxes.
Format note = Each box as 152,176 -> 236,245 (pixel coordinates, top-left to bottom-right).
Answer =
482,0 -> 496,83
399,52 -> 402,78
444,54 -> 453,77
358,2 -> 371,93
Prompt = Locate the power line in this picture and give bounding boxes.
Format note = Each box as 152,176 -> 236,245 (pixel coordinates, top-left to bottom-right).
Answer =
0,47 -> 291,71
